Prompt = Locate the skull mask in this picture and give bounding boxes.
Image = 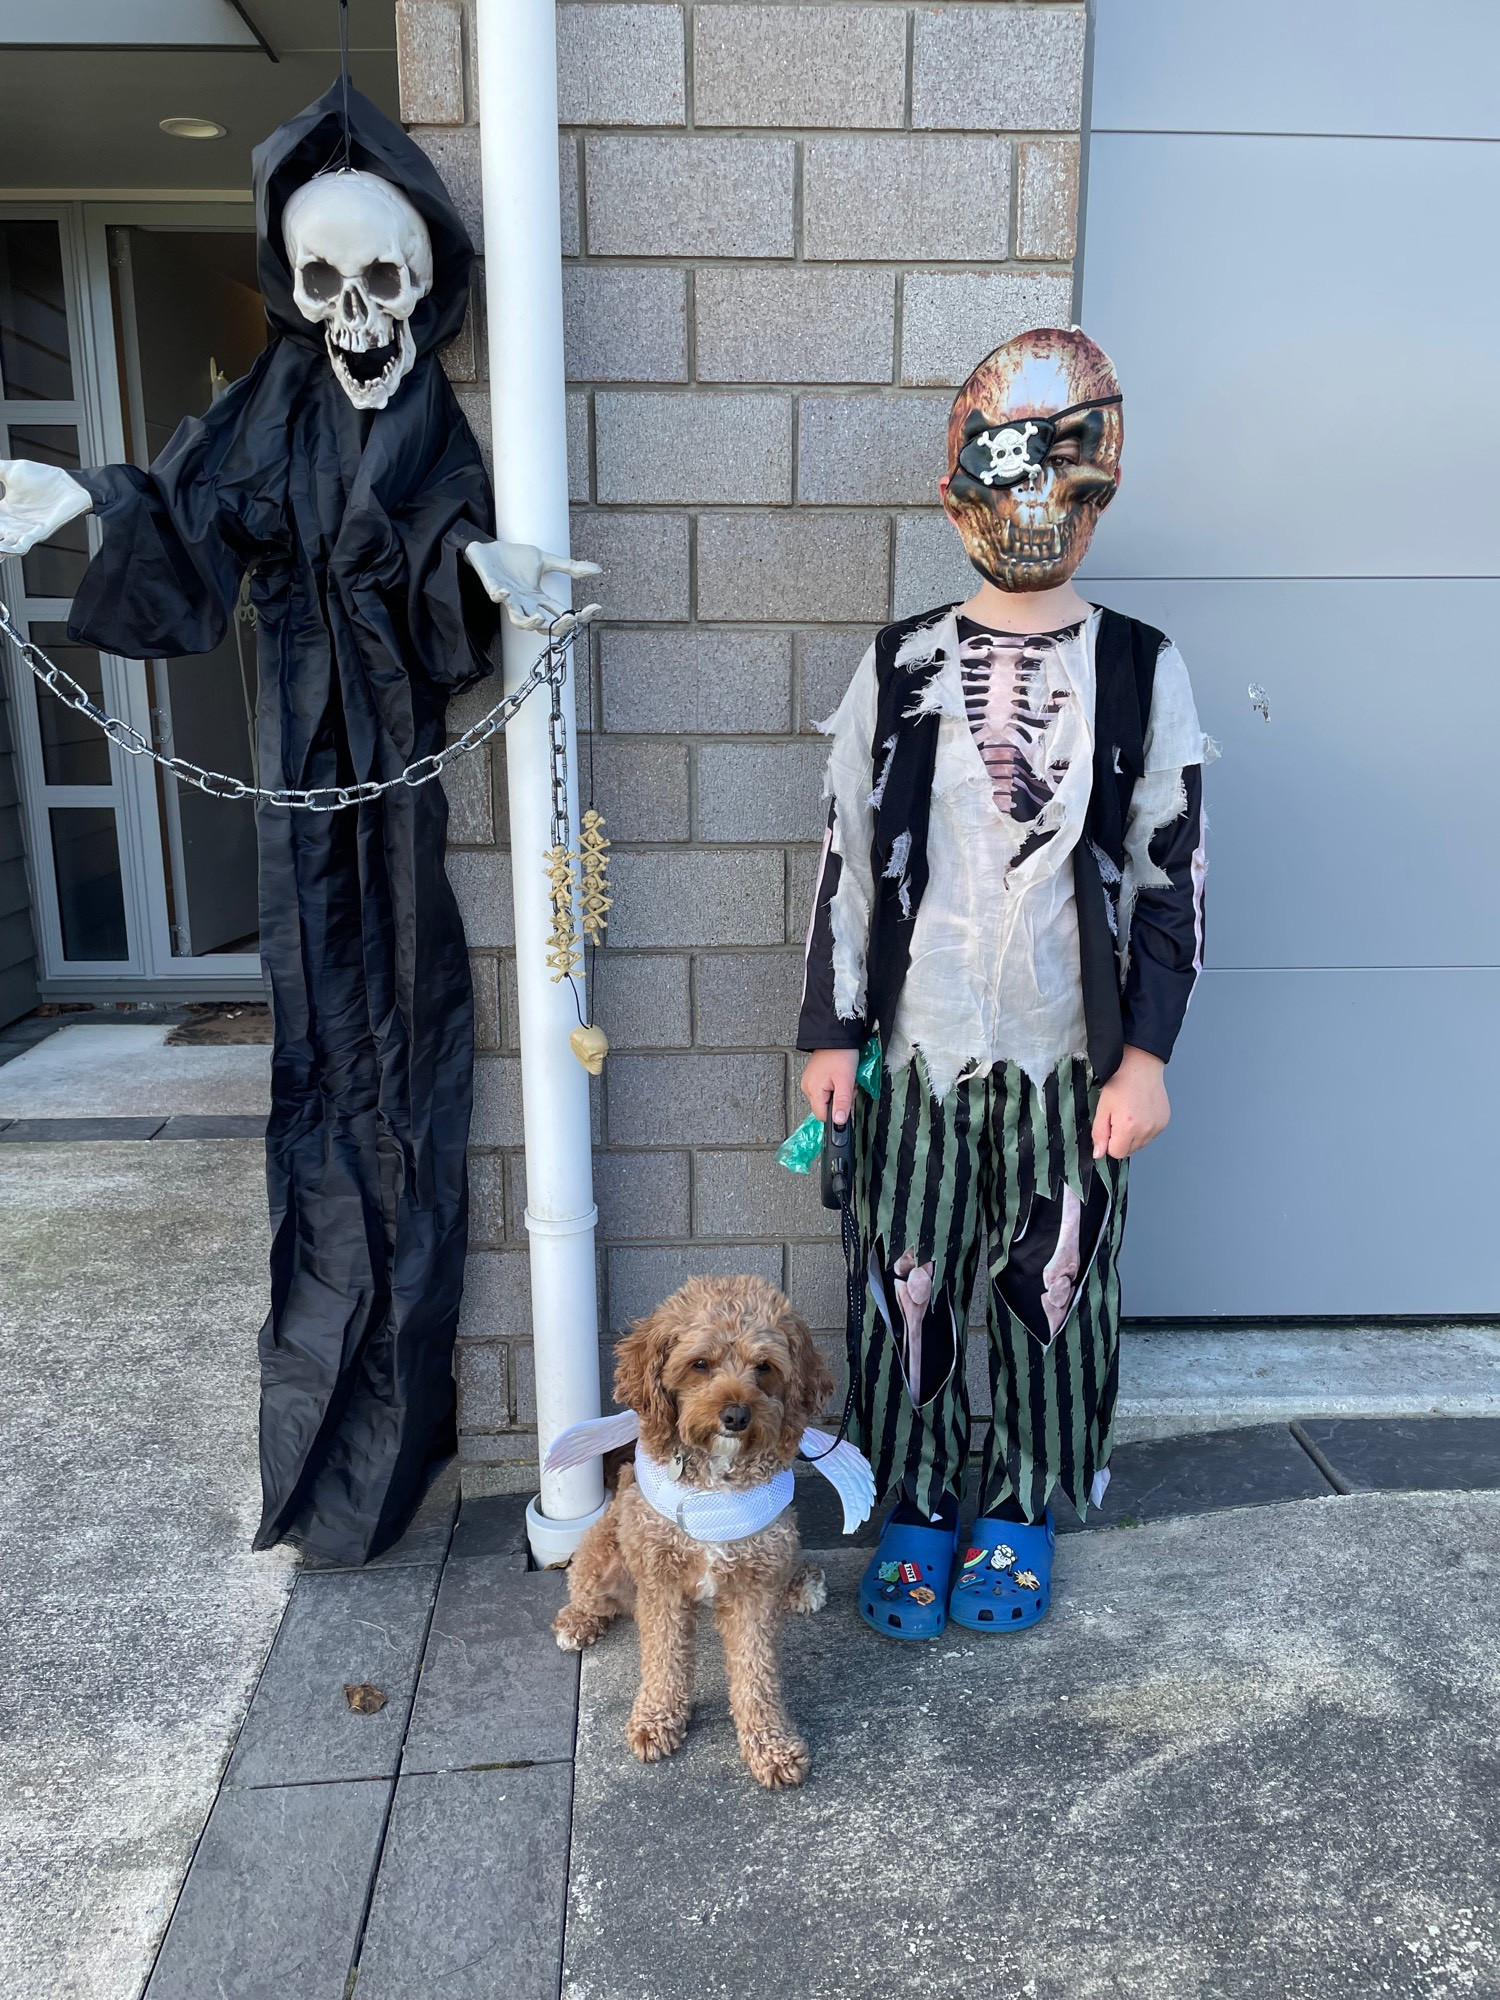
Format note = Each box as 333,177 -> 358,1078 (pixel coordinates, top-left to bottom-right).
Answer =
941,327 -> 1124,593
283,169 -> 434,410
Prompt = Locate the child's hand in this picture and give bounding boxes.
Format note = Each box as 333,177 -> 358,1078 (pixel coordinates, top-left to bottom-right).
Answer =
1092,1046 -> 1170,1161
801,1049 -> 859,1126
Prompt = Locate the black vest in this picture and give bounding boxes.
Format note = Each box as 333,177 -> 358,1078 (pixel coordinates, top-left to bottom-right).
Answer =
862,603 -> 1164,1085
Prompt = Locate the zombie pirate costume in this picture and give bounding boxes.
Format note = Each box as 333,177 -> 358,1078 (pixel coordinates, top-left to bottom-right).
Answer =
797,328 -> 1210,1639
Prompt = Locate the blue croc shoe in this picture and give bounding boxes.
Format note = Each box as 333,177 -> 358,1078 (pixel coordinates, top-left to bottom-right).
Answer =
947,1511 -> 1055,1633
858,1505 -> 961,1642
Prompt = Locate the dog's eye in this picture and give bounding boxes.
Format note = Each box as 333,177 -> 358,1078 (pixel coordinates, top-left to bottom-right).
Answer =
756,1361 -> 775,1376
691,1358 -> 711,1372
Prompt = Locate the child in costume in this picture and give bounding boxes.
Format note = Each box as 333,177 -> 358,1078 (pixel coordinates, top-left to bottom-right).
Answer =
797,327 -> 1211,1639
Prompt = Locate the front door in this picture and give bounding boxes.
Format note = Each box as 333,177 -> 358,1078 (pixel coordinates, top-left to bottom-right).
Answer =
0,203 -> 267,996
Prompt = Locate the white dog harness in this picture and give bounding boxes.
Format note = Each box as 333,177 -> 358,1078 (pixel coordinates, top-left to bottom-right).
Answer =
544,1411 -> 876,1543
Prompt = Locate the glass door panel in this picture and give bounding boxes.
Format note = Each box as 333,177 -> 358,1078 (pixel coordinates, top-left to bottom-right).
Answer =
31,625 -> 110,785
48,806 -> 128,960
0,219 -> 74,401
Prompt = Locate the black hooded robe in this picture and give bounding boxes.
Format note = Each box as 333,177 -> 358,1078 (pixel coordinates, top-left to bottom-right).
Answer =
67,86 -> 502,1564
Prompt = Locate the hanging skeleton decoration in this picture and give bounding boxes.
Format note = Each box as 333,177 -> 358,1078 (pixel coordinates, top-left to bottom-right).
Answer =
283,169 -> 434,409
0,84 -> 601,1568
941,326 -> 1124,593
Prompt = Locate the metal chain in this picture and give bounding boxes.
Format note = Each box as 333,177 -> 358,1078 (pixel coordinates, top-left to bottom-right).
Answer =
0,595 -> 578,813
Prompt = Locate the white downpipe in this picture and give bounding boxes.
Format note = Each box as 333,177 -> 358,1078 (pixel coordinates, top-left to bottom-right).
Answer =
474,0 -> 605,1560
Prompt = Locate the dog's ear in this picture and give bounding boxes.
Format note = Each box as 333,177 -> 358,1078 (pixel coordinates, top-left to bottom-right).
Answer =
777,1304 -> 835,1448
613,1310 -> 679,1460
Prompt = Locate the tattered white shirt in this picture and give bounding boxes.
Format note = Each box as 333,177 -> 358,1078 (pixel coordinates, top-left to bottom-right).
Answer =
817,605 -> 1211,1103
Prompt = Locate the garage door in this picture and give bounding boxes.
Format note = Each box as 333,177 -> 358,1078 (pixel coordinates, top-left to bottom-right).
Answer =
1078,0 -> 1500,1313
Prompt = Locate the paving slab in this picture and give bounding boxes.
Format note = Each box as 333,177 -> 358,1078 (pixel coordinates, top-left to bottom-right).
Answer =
0,1140 -> 294,2000
1300,1414 -> 1500,1494
355,1764 -> 573,2000
565,1491 -> 1500,2000
1118,1319 -> 1500,1438
0,1023 -> 270,1117
447,1489 -> 532,1563
0,1115 -> 166,1141
143,1778 -> 391,2000
225,1564 -> 442,1788
155,1114 -> 266,1140
1059,1422 -> 1334,1530
403,1564 -> 578,1773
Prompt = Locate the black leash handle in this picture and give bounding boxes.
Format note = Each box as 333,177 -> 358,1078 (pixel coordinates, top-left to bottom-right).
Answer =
803,1116 -> 863,1462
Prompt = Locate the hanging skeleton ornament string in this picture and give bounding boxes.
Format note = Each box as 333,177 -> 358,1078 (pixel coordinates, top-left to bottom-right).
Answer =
0,594 -> 579,812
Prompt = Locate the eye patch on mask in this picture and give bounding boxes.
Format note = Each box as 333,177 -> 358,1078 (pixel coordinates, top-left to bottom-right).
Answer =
955,395 -> 1123,489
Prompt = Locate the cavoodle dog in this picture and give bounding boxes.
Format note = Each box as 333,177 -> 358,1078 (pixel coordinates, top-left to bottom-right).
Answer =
555,1275 -> 834,1789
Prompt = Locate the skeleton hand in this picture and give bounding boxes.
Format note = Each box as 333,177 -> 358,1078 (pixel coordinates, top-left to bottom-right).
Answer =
464,538 -> 602,634
0,460 -> 93,559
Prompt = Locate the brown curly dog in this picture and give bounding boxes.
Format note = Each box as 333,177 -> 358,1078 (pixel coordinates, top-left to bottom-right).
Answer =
554,1275 -> 834,1789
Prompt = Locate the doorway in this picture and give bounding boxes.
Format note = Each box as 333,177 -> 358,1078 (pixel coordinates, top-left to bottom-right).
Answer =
0,203 -> 268,997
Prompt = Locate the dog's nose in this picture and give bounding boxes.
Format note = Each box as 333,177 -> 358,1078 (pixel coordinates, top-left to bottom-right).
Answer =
719,1404 -> 750,1434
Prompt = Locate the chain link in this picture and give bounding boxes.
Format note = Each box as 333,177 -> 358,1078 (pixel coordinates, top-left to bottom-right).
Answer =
0,595 -> 579,813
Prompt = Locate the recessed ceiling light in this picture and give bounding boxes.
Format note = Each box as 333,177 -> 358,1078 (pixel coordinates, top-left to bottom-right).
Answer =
160,116 -> 228,140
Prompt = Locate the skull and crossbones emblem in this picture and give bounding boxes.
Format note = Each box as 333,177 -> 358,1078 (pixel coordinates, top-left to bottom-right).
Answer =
975,422 -> 1041,487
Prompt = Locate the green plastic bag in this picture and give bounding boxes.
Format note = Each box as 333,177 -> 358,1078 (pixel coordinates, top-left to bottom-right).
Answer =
776,1037 -> 882,1174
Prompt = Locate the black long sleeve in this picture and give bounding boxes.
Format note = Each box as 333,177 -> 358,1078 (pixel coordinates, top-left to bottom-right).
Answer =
797,803 -> 867,1052
1120,764 -> 1205,1064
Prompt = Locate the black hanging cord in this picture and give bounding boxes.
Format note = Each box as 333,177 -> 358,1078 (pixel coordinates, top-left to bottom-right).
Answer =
337,0 -> 353,168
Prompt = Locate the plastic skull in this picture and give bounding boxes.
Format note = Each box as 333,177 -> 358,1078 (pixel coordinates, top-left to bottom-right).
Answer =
942,327 -> 1124,592
283,169 -> 433,409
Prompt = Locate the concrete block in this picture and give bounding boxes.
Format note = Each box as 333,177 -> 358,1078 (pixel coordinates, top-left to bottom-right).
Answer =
441,740 -> 494,845
557,4 -> 685,126
589,736 -> 690,840
608,1242 -> 782,1329
459,1249 -> 534,1339
468,1150 -> 506,1245
787,841 -> 825,937
595,390 -> 793,504
601,628 -> 792,734
585,136 -> 794,257
455,383 -> 492,473
594,1148 -> 692,1239
471,953 -> 502,1051
694,6 -> 905,128
804,138 -> 1010,263
458,1430 -> 539,1468
696,267 -> 896,385
446,850 -> 513,949
608,849 -> 784,947
569,511 -> 690,621
695,740 -> 828,842
412,127 -> 483,251
560,136 -> 580,257
787,1237 -> 846,1329
593,950 -> 692,1048
511,1340 -> 536,1423
606,1052 -> 786,1146
694,949 -> 805,1049
563,266 -> 687,383
796,627 -> 875,731
396,0 -> 465,124
798,392 -> 950,507
1017,138 -> 1081,261
695,1147 -> 825,1238
900,268 -> 1074,387
894,511 -> 975,619
472,1055 -> 523,1146
912,8 -> 1085,132
457,1339 -> 510,1431
439,275 -> 481,383
567,387 -> 590,502
697,511 -> 888,623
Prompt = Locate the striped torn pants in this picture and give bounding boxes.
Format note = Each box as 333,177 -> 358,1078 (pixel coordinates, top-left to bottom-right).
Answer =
850,1054 -> 1128,1523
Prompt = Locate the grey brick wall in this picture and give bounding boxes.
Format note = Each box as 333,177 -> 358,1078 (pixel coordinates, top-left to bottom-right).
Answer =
396,0 -> 1086,1492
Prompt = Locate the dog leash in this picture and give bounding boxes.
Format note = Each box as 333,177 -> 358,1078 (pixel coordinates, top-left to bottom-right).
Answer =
801,1114 -> 863,1464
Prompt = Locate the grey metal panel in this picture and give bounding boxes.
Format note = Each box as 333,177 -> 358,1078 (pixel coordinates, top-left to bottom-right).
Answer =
1091,0 -> 1500,140
1078,133 -> 1500,580
1083,578 -> 1500,970
1120,968 -> 1500,1316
